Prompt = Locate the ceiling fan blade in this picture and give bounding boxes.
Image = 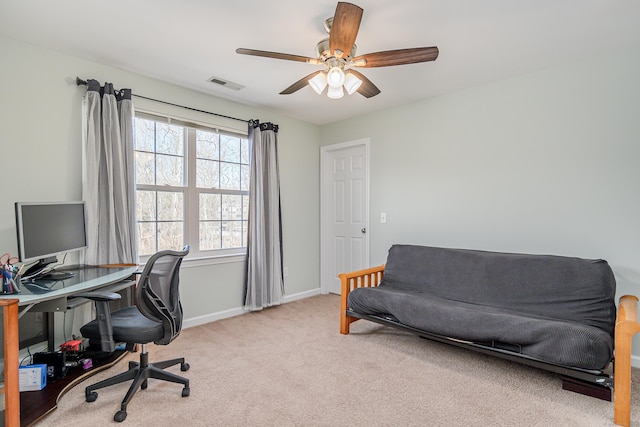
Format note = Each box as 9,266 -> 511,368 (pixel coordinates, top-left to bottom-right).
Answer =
236,48 -> 315,63
280,71 -> 325,95
352,47 -> 439,68
347,69 -> 381,98
329,2 -> 363,57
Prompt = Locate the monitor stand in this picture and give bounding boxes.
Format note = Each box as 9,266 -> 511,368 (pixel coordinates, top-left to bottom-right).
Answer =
23,256 -> 59,278
40,271 -> 76,280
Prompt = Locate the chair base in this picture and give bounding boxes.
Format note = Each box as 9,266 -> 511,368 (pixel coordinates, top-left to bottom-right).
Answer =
85,345 -> 190,422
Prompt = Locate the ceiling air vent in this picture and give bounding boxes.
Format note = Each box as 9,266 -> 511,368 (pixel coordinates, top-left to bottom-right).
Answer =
207,76 -> 244,91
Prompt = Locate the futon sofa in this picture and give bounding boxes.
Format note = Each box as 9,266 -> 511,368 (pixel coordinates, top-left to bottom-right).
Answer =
339,244 -> 617,399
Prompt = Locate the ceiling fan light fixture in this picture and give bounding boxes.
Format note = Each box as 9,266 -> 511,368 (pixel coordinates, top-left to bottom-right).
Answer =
327,85 -> 344,99
309,72 -> 328,94
327,66 -> 346,88
237,2 -> 438,101
343,72 -> 363,95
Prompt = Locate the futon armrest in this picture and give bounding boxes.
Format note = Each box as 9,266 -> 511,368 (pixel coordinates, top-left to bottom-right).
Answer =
614,295 -> 640,426
339,264 -> 385,335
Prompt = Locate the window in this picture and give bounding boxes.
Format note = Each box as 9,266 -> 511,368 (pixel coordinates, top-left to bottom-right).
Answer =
134,113 -> 249,259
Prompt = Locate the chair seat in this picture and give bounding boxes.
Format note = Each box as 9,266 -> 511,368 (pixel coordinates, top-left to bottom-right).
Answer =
81,306 -> 164,344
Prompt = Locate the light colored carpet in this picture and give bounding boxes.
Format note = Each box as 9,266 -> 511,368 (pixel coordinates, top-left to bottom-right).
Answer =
34,294 -> 638,426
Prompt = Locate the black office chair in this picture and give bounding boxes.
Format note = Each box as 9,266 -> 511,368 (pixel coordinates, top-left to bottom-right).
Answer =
78,246 -> 191,422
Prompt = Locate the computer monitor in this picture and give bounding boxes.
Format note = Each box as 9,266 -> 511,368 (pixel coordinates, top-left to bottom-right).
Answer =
15,201 -> 88,277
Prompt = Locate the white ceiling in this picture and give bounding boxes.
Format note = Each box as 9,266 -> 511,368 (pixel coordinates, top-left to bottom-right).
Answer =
2,0 -> 640,125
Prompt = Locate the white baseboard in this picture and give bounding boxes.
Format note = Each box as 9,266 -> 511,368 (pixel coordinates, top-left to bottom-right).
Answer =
183,289 -> 640,369
182,306 -> 247,329
182,287 -> 322,329
283,287 -> 322,303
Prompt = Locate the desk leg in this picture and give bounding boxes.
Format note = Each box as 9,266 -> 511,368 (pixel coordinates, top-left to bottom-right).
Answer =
48,312 -> 56,351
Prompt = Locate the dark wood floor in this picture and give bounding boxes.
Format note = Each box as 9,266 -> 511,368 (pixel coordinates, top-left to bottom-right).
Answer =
20,351 -> 126,426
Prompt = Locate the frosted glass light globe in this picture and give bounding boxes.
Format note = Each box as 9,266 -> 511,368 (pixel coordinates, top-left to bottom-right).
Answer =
326,67 -> 346,88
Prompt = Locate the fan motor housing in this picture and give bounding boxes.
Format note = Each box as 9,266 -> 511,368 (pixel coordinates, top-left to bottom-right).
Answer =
315,38 -> 357,59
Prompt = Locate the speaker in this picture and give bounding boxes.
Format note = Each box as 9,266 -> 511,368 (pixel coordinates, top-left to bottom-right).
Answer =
33,351 -> 68,380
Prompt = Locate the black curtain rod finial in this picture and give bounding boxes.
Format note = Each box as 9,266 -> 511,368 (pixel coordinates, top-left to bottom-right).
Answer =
76,77 -> 88,86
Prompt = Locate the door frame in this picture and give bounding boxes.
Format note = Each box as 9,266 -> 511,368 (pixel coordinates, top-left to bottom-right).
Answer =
320,138 -> 371,294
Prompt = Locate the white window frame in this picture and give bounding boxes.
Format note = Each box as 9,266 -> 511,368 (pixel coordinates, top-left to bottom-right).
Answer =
134,110 -> 249,266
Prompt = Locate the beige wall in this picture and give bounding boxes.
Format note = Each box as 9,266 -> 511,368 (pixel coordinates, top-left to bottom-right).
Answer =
0,35 -> 321,324
321,45 -> 640,359
3,33 -> 640,361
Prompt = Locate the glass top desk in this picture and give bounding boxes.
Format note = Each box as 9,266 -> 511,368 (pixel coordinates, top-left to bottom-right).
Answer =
2,265 -> 138,351
0,265 -> 138,426
6,265 -> 138,317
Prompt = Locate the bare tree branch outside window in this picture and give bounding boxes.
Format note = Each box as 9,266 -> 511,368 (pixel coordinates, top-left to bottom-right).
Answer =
134,115 -> 249,257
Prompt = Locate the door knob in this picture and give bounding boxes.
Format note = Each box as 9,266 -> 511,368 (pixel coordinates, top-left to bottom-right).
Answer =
361,228 -> 367,234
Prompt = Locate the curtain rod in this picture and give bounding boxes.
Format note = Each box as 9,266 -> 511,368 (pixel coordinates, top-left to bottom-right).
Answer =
76,77 -> 249,124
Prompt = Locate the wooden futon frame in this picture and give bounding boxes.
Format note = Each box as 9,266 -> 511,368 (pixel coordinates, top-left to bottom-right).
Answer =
339,265 -> 640,427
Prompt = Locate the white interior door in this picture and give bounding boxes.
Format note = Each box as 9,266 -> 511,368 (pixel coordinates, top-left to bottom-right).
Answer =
321,139 -> 370,295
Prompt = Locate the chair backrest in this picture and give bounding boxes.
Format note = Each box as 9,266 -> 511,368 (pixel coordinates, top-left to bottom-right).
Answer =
136,246 -> 190,345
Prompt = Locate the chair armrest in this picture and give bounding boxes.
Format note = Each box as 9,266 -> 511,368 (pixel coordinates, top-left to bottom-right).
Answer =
74,291 -> 122,302
75,291 -> 122,353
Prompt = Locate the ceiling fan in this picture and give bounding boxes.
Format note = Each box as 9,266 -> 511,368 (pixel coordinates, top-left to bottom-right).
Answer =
236,2 -> 439,99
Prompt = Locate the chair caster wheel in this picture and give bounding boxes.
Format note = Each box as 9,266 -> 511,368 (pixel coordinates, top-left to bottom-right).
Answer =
182,387 -> 190,397
114,410 -> 127,422
181,362 -> 190,371
86,391 -> 98,402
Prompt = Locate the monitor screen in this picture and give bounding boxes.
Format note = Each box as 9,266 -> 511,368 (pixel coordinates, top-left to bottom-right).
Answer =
15,201 -> 88,263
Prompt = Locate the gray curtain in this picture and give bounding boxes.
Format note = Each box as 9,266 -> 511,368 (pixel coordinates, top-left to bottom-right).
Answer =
245,120 -> 284,310
81,79 -> 138,265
